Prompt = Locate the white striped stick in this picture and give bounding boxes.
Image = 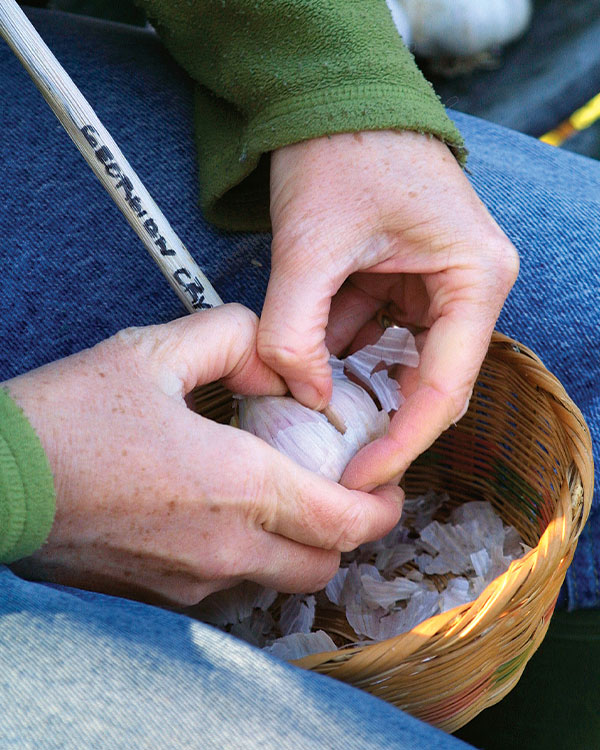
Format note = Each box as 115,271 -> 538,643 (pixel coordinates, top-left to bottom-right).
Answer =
0,0 -> 223,313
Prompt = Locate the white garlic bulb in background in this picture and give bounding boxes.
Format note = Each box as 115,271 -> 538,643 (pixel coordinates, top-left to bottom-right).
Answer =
385,0 -> 412,46
238,327 -> 419,482
396,0 -> 533,58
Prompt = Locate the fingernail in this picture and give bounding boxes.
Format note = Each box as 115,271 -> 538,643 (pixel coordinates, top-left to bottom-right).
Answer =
289,381 -> 328,410
454,390 -> 473,424
373,484 -> 405,507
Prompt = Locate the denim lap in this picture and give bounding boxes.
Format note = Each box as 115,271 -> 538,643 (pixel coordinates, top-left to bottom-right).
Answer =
0,9 -> 599,746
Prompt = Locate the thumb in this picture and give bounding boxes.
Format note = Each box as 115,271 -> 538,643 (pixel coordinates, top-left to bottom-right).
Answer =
115,303 -> 287,397
257,251 -> 345,410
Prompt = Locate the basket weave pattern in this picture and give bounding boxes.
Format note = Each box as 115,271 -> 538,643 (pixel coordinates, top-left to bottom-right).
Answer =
294,333 -> 594,732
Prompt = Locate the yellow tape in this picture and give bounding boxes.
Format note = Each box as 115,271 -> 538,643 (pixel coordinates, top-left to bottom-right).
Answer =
540,131 -> 566,147
540,91 -> 600,146
570,92 -> 600,130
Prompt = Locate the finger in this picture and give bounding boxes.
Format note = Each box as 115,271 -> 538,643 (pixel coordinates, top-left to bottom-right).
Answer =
344,318 -> 389,355
246,534 -> 341,593
185,415 -> 403,555
325,282 -> 383,356
340,307 -> 493,490
257,256 -> 340,409
250,488 -> 403,592
252,438 -> 403,552
115,303 -> 287,397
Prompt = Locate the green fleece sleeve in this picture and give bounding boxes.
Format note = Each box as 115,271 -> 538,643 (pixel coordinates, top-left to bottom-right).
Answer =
0,388 -> 55,563
136,0 -> 465,230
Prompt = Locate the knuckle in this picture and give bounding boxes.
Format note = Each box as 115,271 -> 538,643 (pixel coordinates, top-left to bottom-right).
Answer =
112,325 -> 146,348
283,551 -> 340,594
257,331 -> 327,374
477,238 -> 520,295
222,303 -> 259,338
110,323 -> 168,370
285,483 -> 342,550
495,242 -> 520,289
447,384 -> 473,417
422,378 -> 474,429
441,385 -> 475,428
453,387 -> 473,423
335,503 -> 372,552
257,336 -> 300,370
235,447 -> 276,529
112,324 -> 152,356
220,304 -> 260,369
87,328 -> 147,380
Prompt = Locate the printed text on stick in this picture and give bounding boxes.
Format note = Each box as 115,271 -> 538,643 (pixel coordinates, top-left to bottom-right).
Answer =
80,124 -> 211,309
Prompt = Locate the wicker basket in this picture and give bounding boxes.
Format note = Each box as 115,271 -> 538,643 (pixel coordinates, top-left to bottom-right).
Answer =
290,331 -> 594,732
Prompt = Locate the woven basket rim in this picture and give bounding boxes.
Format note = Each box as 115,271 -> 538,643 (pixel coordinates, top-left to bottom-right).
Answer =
294,332 -> 594,675
193,330 -> 594,733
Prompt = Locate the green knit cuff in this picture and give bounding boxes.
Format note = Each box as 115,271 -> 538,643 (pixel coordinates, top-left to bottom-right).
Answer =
196,82 -> 465,230
136,0 -> 466,232
0,387 -> 56,563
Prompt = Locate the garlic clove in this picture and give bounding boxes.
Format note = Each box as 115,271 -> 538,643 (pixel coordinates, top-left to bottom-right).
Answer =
272,421 -> 351,481
328,373 -> 390,449
238,394 -> 350,481
238,374 -> 390,482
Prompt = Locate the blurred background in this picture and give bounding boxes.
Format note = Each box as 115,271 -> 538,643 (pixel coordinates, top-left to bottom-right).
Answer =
16,0 -> 600,159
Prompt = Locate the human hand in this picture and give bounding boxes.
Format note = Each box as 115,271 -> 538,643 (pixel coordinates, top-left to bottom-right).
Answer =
261,130 -> 519,490
5,305 -> 402,606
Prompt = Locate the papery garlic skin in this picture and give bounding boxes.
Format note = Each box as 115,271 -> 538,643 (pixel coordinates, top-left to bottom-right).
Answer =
328,369 -> 390,451
344,327 -> 418,411
238,373 -> 389,482
238,394 -> 348,480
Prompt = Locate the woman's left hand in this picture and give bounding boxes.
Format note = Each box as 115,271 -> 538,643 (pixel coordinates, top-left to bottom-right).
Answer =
260,129 -> 519,490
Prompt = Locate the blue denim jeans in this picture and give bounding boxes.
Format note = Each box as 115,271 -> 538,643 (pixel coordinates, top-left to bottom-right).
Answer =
0,8 -> 599,747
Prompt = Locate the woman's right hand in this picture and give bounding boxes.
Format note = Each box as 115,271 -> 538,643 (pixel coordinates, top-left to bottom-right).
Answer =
5,304 -> 403,606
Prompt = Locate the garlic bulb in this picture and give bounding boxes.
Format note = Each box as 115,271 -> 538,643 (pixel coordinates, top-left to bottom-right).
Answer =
396,0 -> 533,58
238,372 -> 389,482
238,327 -> 419,482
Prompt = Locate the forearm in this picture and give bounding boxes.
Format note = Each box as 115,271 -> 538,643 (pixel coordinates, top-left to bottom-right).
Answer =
135,0 -> 465,229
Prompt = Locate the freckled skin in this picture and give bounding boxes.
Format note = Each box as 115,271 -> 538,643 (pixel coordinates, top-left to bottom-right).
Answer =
5,305 -> 402,606
263,129 -> 519,489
